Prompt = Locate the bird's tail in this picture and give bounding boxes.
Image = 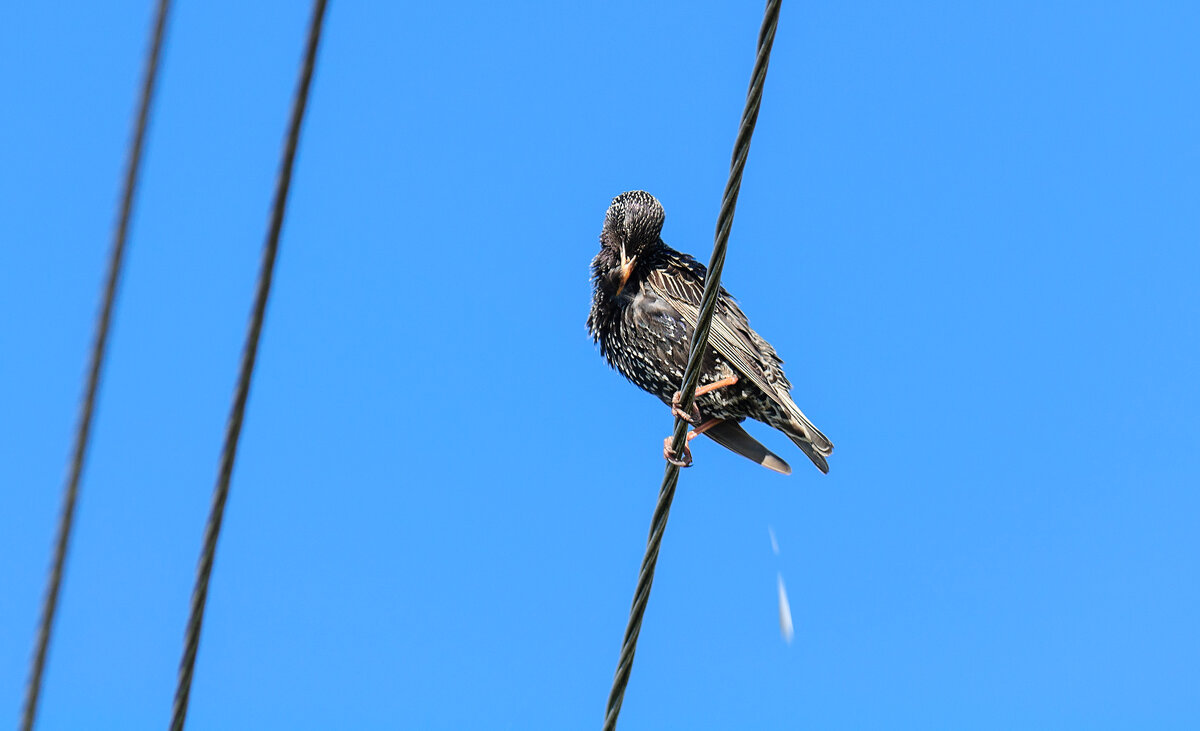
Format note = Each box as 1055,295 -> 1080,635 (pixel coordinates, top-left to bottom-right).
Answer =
781,399 -> 833,474
787,433 -> 830,474
703,420 -> 792,475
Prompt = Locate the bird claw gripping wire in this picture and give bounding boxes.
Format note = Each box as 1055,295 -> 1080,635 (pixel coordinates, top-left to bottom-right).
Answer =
663,436 -> 694,468
663,419 -> 721,468
671,374 -> 740,425
670,390 -> 703,425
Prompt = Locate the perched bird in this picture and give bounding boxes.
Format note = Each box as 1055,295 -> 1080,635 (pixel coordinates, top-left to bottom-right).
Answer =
587,190 -> 833,475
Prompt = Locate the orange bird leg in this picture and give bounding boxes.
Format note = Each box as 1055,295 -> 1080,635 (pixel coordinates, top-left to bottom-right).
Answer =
670,374 -> 740,425
694,374 -> 739,398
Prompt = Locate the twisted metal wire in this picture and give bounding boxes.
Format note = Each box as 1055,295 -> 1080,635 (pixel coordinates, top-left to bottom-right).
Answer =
20,2 -> 173,728
602,1 -> 781,728
168,1 -> 327,727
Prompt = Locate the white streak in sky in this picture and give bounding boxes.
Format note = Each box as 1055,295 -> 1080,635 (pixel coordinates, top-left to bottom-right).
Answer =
777,572 -> 794,644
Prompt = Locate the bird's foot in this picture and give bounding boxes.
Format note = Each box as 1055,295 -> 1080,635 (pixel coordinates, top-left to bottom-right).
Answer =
662,419 -> 723,469
670,391 -> 702,425
663,437 -> 693,468
671,375 -> 740,425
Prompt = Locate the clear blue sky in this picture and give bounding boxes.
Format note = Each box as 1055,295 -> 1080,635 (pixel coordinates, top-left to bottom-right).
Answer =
2,2 -> 1198,729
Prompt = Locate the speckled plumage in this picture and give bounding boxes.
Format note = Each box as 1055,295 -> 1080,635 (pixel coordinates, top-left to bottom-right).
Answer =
587,191 -> 833,474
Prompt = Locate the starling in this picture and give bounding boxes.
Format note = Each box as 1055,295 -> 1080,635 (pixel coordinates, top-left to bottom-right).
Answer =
587,190 -> 833,475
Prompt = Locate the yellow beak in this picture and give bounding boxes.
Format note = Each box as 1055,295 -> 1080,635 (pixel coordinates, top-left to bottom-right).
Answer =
615,241 -> 635,296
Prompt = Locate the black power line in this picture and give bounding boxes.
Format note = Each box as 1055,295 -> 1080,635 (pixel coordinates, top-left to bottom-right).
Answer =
602,1 -> 782,728
21,2 -> 173,729
168,1 -> 328,728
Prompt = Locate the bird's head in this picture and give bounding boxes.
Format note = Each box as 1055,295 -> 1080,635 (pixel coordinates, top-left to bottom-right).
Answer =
600,190 -> 665,296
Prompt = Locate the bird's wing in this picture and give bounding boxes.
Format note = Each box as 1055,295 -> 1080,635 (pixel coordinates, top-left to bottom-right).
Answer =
645,264 -> 789,411
647,255 -> 834,461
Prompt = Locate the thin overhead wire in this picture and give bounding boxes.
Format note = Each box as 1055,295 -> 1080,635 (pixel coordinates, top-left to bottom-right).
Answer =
168,1 -> 327,728
601,1 -> 782,728
21,1 -> 173,728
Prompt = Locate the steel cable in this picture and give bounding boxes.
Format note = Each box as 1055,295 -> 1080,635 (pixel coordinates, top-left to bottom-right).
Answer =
20,2 -> 173,728
602,1 -> 781,728
168,1 -> 327,728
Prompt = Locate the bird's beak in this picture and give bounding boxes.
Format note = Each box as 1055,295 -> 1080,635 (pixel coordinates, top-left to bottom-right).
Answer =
616,241 -> 636,296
